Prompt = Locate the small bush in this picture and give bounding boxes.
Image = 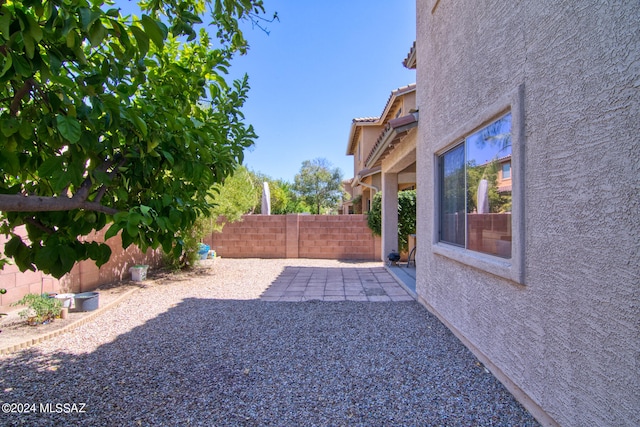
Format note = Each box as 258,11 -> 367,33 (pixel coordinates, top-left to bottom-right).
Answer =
366,190 -> 416,253
12,293 -> 62,325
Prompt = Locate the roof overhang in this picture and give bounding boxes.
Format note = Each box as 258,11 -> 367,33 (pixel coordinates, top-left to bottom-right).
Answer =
351,166 -> 382,189
378,84 -> 416,126
346,84 -> 416,156
346,117 -> 379,155
365,111 -> 419,168
403,41 -> 417,69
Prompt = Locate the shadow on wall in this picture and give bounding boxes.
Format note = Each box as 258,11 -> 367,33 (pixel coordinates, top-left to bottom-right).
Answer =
0,225 -> 162,306
0,298 -> 539,426
61,227 -> 163,294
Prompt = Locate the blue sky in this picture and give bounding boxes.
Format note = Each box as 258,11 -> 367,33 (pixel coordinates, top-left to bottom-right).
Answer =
228,1 -> 416,182
118,0 -> 416,182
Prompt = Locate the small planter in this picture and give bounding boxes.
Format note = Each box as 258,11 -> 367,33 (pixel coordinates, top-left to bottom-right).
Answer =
74,292 -> 99,312
129,265 -> 149,281
54,293 -> 75,309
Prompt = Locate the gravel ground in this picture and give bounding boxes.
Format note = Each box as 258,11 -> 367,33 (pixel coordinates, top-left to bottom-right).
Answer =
0,258 -> 539,426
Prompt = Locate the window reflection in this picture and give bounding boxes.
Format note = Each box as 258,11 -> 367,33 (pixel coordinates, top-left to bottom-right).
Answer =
466,113 -> 512,258
438,113 -> 512,258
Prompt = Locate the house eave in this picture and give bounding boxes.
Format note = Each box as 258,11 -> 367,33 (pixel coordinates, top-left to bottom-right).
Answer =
403,41 -> 417,69
351,166 -> 382,188
365,112 -> 419,168
346,117 -> 380,155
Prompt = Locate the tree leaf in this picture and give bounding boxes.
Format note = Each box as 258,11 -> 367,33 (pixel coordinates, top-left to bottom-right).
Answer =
23,32 -> 35,58
27,13 -> 43,42
0,8 -> 11,40
104,222 -> 121,240
88,20 -> 106,47
130,25 -> 149,58
0,117 -> 19,137
37,156 -> 64,178
11,52 -> 32,77
95,243 -> 112,267
0,53 -> 13,78
141,15 -> 165,50
130,112 -> 147,137
57,244 -> 77,275
79,8 -> 101,31
56,115 -> 81,143
34,244 -> 58,271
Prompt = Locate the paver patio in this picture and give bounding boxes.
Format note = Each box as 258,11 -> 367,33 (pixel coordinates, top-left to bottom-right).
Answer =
260,265 -> 415,302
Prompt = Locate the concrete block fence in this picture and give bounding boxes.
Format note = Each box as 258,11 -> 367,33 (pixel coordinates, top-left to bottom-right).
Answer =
1,214 -> 381,307
0,226 -> 162,307
204,214 -> 382,261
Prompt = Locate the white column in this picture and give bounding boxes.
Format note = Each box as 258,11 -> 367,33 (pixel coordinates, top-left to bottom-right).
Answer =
381,172 -> 398,261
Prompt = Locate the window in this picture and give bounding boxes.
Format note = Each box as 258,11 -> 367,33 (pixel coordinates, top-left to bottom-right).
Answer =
502,162 -> 511,180
438,113 -> 512,258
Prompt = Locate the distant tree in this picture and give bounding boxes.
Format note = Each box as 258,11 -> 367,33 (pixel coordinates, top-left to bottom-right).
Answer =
293,158 -> 343,214
209,166 -> 257,228
0,0 -> 267,277
265,179 -> 297,214
276,180 -> 310,214
248,171 -> 308,214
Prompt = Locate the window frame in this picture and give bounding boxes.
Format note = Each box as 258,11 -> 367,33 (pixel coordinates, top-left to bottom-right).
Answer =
432,85 -> 525,285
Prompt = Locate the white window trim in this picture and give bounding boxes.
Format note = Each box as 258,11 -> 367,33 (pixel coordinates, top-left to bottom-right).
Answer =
432,84 -> 525,285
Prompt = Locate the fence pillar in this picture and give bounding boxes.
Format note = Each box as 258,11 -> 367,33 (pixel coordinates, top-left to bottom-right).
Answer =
285,214 -> 300,258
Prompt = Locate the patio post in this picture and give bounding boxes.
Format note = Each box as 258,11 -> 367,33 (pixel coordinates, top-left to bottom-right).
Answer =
381,172 -> 399,261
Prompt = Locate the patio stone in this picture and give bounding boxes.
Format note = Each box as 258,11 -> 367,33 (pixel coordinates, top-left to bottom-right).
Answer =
256,262 -> 417,303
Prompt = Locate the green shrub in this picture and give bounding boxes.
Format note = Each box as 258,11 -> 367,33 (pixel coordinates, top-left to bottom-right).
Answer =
162,218 -> 207,271
367,193 -> 382,236
366,190 -> 416,253
13,293 -> 62,325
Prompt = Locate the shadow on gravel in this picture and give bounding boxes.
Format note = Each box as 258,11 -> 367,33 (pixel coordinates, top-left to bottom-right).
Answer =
0,299 -> 540,426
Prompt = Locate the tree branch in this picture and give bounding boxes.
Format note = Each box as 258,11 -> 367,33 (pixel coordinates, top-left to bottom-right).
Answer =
0,194 -> 119,215
10,78 -> 35,116
76,155 -> 126,204
24,217 -> 55,235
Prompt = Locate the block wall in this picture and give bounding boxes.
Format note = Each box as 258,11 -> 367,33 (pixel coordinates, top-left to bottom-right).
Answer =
205,214 -> 381,261
0,225 -> 162,307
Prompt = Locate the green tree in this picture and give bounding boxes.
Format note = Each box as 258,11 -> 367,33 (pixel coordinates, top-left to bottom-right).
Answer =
367,193 -> 382,236
275,179 -> 310,214
366,190 -> 416,253
209,165 -> 256,228
0,0 -> 267,277
250,174 -> 307,215
166,165 -> 256,269
293,158 -> 343,214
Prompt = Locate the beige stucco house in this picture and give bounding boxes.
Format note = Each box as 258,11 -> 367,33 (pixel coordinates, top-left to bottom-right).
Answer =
345,83 -> 418,257
414,1 -> 639,426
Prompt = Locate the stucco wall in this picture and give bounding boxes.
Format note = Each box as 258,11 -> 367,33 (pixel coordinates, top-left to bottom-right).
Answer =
416,1 -> 639,426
